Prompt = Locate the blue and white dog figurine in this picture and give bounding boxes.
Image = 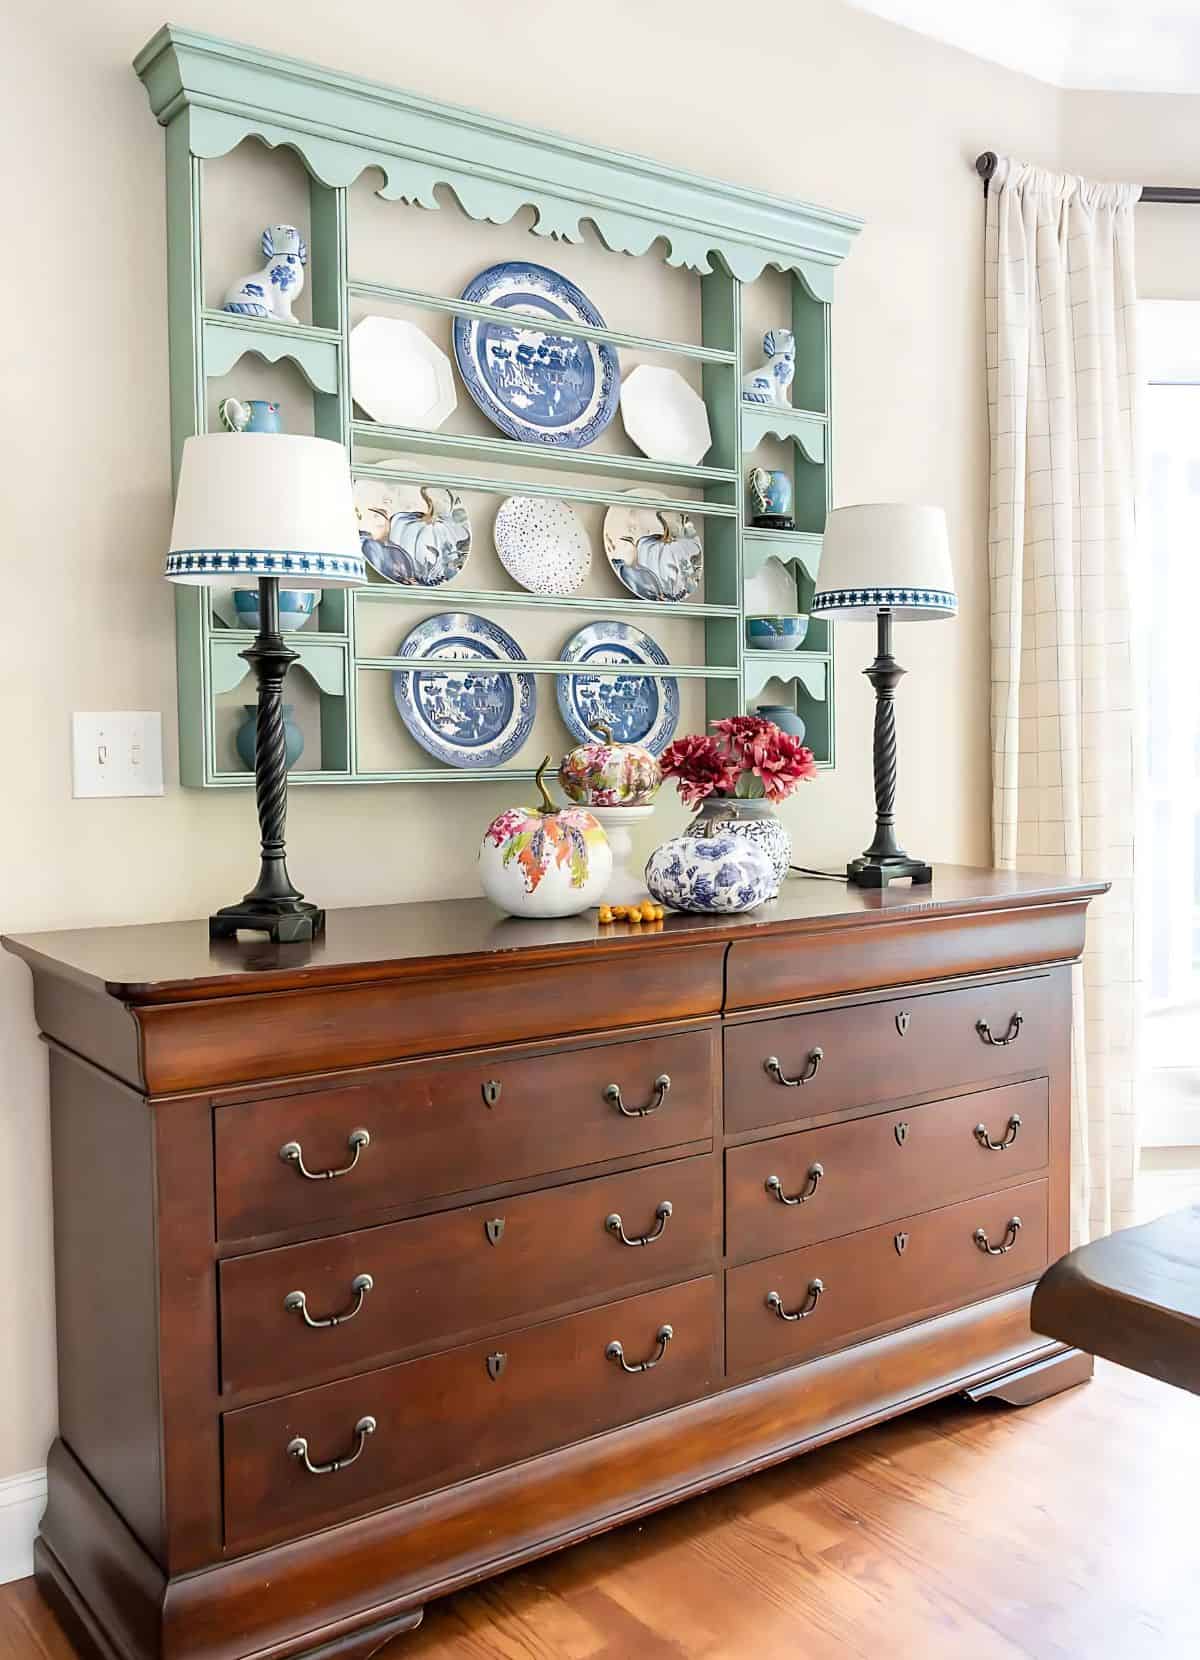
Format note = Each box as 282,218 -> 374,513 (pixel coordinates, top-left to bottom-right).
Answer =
741,328 -> 796,406
221,225 -> 308,323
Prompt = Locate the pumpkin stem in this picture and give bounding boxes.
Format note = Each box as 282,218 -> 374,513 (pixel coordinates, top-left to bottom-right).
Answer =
534,755 -> 556,815
589,723 -> 614,744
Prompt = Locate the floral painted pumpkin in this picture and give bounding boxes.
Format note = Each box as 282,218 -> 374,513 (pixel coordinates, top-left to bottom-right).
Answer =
644,827 -> 773,915
480,758 -> 612,918
558,724 -> 662,807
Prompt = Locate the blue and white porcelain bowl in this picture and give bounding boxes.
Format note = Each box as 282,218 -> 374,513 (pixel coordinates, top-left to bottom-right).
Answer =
644,832 -> 774,915
233,589 -> 317,632
746,614 -> 809,651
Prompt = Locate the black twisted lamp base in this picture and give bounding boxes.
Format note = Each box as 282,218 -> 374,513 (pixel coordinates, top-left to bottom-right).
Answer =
209,577 -> 325,942
846,609 -> 932,890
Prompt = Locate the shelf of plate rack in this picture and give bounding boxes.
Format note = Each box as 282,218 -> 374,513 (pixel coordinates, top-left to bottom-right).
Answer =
138,26 -> 861,788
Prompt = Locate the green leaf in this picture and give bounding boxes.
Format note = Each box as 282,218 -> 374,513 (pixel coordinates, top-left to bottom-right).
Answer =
735,772 -> 765,799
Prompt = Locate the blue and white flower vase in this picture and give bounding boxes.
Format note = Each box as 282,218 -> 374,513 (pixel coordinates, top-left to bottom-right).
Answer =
741,329 -> 796,407
221,225 -> 308,324
236,705 -> 304,772
748,466 -> 795,530
644,824 -> 774,915
686,797 -> 791,896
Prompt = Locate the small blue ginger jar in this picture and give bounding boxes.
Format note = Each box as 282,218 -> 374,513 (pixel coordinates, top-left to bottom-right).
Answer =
236,705 -> 304,773
644,827 -> 774,915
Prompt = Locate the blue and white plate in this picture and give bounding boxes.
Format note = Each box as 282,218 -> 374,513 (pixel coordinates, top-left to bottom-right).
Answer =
392,613 -> 536,768
556,621 -> 679,755
453,261 -> 621,449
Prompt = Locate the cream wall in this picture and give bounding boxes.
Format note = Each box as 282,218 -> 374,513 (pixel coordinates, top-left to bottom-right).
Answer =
0,0 -> 1064,1482
1061,90 -> 1200,296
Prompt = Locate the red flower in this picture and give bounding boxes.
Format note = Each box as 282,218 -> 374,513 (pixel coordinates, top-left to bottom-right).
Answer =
748,730 -> 817,802
660,734 -> 739,807
663,720 -> 817,807
710,715 -> 774,767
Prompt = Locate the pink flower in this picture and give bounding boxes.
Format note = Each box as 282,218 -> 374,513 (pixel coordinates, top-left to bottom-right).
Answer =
660,734 -> 739,808
748,731 -> 817,801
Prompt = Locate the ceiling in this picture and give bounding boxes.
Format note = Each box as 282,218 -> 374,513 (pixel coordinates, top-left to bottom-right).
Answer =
845,0 -> 1200,92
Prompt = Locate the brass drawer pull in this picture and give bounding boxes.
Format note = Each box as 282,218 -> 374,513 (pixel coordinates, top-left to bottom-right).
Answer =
287,1414 -> 376,1476
764,1047 -> 824,1088
606,1199 -> 673,1247
765,1163 -> 824,1206
278,1128 -> 370,1181
976,1013 -> 1024,1047
974,1217 -> 1022,1256
766,1279 -> 825,1321
605,1073 -> 671,1118
284,1273 -> 374,1329
974,1114 -> 1022,1152
606,1324 -> 673,1373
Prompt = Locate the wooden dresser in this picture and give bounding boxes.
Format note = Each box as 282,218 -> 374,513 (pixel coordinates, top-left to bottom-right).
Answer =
4,866 -> 1105,1660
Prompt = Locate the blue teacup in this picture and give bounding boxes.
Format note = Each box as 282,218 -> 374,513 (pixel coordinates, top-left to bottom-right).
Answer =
233,588 -> 317,632
219,398 -> 283,434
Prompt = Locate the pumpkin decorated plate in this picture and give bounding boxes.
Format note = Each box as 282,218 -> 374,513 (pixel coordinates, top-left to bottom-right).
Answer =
603,495 -> 703,603
392,612 -> 536,768
355,480 -> 471,586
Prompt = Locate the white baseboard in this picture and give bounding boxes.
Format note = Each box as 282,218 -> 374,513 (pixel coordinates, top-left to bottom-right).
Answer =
0,1468 -> 46,1585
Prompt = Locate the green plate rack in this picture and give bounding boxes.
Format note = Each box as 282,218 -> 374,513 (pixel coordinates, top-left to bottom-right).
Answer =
135,27 -> 862,787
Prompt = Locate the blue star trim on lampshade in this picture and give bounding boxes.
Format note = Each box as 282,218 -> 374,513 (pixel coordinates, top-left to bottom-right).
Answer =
164,549 -> 366,581
811,585 -> 957,615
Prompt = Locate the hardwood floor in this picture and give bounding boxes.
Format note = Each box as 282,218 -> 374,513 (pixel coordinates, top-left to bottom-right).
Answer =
2,1360 -> 1196,1660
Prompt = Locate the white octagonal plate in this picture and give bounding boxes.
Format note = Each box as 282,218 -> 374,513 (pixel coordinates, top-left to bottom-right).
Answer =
350,316 -> 457,430
619,366 -> 712,466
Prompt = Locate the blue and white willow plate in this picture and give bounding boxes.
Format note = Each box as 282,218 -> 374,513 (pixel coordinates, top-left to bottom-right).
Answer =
392,613 -> 536,768
556,621 -> 679,754
453,261 -> 621,448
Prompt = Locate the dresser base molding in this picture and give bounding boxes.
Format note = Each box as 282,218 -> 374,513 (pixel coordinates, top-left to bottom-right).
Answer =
40,1288 -> 1051,1660
963,1345 -> 1093,1407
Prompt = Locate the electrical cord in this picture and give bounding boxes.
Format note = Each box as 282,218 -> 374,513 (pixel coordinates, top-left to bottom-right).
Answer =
788,865 -> 848,882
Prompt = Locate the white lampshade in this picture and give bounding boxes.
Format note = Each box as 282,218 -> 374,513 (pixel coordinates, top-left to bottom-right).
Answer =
812,504 -> 956,620
165,433 -> 365,588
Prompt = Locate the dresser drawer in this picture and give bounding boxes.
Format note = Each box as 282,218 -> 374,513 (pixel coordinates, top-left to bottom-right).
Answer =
222,1275 -> 719,1551
726,1179 -> 1048,1379
724,977 -> 1052,1134
726,1078 -> 1048,1264
220,1153 -> 718,1394
214,1026 -> 718,1240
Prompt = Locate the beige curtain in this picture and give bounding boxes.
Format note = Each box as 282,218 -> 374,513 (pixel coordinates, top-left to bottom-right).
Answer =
985,158 -> 1141,1240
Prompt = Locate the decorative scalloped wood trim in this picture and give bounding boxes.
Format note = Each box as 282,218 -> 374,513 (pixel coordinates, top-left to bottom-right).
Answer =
133,28 -> 862,285
201,316 -> 341,393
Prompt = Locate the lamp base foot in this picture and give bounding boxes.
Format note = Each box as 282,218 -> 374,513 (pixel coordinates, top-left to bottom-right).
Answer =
846,854 -> 933,889
209,899 -> 325,942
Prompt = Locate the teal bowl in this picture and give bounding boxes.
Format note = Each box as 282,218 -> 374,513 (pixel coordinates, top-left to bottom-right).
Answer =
746,614 -> 809,651
233,588 -> 317,632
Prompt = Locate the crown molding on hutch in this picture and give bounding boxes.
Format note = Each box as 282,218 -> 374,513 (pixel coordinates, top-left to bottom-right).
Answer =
132,26 -> 863,295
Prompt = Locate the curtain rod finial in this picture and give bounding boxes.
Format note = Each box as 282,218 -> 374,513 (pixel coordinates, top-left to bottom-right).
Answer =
976,151 -> 999,183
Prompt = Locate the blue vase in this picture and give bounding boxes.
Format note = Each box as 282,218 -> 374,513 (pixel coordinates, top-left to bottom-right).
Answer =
748,466 -> 794,529
236,704 -> 304,772
755,703 -> 807,740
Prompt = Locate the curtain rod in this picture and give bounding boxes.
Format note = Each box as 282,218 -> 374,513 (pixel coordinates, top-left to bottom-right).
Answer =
974,151 -> 1200,203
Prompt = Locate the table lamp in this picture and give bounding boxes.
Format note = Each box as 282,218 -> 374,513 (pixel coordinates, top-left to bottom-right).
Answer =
166,433 -> 365,941
811,504 -> 956,888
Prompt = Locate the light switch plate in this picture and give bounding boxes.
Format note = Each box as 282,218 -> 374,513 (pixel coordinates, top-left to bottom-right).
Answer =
72,713 -> 165,798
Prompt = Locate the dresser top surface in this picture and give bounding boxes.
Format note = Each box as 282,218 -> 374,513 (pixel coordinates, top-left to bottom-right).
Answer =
3,866 -> 1106,1007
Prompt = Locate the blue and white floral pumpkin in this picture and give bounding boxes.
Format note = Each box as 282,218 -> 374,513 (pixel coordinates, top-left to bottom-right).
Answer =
644,830 -> 773,915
